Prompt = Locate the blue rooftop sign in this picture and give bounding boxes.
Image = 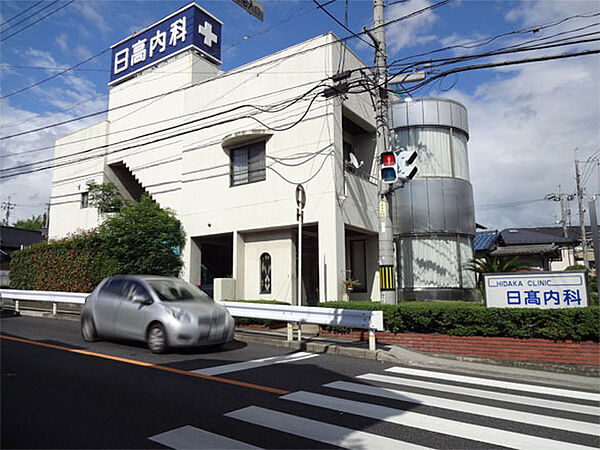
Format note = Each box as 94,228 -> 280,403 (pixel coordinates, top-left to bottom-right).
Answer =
109,3 -> 222,85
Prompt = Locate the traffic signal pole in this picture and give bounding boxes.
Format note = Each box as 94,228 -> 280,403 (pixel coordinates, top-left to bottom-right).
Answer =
370,0 -> 397,304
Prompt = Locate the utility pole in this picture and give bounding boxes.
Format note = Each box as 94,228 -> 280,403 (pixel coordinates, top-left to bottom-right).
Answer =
1,196 -> 15,226
588,198 -> 600,299
366,0 -> 396,304
575,158 -> 589,268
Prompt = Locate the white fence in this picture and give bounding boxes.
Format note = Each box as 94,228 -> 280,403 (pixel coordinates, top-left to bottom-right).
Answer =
0,289 -> 385,350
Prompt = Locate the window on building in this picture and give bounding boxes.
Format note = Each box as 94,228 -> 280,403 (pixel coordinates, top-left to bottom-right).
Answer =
230,141 -> 266,186
81,192 -> 89,209
260,252 -> 272,294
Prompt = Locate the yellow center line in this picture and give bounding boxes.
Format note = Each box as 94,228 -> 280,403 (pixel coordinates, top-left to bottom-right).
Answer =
0,334 -> 291,395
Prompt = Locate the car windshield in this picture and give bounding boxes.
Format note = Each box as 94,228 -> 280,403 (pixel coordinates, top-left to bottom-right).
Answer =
147,278 -> 212,302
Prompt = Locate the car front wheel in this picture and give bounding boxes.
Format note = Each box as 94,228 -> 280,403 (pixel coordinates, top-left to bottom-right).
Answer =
147,323 -> 168,354
81,315 -> 98,342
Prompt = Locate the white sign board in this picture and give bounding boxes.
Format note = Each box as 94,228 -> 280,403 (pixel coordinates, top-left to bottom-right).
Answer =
484,271 -> 588,309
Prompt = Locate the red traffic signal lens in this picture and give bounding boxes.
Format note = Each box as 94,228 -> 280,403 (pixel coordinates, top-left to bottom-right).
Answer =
381,152 -> 395,166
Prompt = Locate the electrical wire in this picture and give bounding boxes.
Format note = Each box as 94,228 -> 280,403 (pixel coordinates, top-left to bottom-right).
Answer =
0,0 -> 75,43
313,0 -> 375,50
0,46 -> 110,101
3,78 -> 326,158
388,11 -> 600,68
0,0 -> 45,27
0,86 -> 332,178
1,0 -> 452,136
400,49 -> 600,95
0,0 -> 59,33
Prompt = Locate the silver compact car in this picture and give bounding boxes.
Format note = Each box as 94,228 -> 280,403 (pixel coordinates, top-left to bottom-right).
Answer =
81,275 -> 235,353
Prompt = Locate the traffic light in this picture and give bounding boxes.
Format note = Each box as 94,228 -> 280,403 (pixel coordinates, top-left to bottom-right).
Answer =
396,149 -> 418,184
380,151 -> 398,184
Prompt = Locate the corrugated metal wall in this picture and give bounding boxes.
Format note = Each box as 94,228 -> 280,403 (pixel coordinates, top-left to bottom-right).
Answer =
391,98 -> 477,301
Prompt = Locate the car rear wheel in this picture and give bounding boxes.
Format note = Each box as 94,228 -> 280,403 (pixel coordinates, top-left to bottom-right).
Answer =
147,323 -> 168,354
81,315 -> 98,342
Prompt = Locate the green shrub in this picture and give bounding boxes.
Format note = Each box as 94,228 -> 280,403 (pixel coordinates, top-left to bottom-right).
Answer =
9,196 -> 185,292
9,230 -> 111,292
317,301 -> 600,342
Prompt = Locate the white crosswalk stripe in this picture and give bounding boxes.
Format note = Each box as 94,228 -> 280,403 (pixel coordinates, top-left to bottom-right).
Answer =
325,380 -> 600,436
386,366 -> 600,402
357,372 -> 600,416
225,406 -> 429,450
191,352 -> 318,376
149,365 -> 600,449
281,391 -> 596,449
149,425 -> 262,449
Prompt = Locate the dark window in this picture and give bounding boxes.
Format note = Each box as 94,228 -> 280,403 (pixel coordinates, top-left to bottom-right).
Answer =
260,252 -> 272,294
102,278 -> 125,296
230,141 -> 266,186
81,192 -> 89,209
122,280 -> 151,302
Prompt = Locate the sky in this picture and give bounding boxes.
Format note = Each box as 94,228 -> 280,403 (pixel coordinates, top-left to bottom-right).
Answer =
0,0 -> 599,231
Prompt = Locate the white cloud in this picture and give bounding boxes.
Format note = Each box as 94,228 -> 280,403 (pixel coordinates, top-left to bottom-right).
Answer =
77,3 -> 111,35
55,33 -> 69,52
24,48 -> 60,70
425,0 -> 600,229
0,44 -> 108,224
386,0 -> 439,53
444,57 -> 599,229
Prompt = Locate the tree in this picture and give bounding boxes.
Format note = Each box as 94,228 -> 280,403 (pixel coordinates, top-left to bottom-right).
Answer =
13,214 -> 46,230
98,195 -> 185,276
465,255 -> 531,295
88,182 -> 123,213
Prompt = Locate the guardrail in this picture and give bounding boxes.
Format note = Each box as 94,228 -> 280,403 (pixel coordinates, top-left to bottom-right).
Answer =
0,290 -> 385,350
221,301 -> 384,350
0,289 -> 87,315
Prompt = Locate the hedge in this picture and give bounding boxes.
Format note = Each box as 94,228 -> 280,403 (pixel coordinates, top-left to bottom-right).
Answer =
318,301 -> 600,342
9,230 -> 116,292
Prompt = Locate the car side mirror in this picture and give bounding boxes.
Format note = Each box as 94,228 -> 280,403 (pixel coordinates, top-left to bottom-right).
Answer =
133,294 -> 152,305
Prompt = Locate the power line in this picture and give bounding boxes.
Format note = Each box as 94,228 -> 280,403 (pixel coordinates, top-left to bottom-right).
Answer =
2,78 -> 326,158
0,46 -> 110,100
400,49 -> 600,95
389,11 -> 600,68
0,0 -> 45,27
0,83 -> 336,178
0,0 -> 75,43
313,0 -> 376,50
0,0 -> 59,33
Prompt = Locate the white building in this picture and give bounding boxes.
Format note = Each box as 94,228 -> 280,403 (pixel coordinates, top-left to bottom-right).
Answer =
50,5 -> 383,305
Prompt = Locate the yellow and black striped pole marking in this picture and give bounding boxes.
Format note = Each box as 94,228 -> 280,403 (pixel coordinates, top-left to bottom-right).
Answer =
379,265 -> 396,291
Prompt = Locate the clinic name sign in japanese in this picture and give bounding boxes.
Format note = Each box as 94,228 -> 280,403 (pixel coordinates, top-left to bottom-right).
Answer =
484,271 -> 588,309
109,3 -> 222,85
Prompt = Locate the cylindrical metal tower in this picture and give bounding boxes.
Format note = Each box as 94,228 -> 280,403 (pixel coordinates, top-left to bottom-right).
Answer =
391,97 -> 477,301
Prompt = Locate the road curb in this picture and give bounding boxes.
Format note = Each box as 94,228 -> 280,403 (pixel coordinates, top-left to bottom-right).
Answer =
234,329 -> 600,389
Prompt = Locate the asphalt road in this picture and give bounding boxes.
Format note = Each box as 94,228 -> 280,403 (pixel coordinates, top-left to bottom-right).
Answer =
2,314 -> 599,449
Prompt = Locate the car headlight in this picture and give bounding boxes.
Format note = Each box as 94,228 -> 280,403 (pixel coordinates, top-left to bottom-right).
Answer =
167,306 -> 191,322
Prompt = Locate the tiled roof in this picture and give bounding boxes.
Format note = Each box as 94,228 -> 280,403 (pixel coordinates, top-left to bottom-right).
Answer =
474,230 -> 499,251
491,244 -> 558,256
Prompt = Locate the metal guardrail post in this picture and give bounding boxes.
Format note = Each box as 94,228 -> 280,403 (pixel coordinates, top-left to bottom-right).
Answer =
297,322 -> 302,342
52,302 -> 57,315
369,330 -> 376,351
287,322 -> 293,341
15,300 -> 19,312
